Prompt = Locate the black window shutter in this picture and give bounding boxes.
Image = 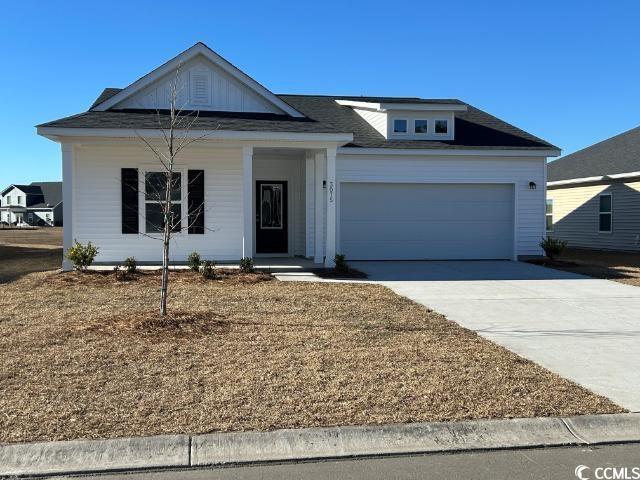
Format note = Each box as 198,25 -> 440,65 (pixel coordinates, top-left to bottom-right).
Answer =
188,170 -> 205,234
121,168 -> 139,234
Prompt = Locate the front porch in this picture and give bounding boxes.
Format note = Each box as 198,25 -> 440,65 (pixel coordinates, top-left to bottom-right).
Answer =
243,146 -> 338,267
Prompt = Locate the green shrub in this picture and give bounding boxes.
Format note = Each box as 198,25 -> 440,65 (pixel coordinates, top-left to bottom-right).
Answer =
539,236 -> 568,260
334,254 -> 348,274
113,266 -> 129,281
201,260 -> 216,279
239,257 -> 254,273
66,241 -> 99,271
123,256 -> 137,273
188,251 -> 201,272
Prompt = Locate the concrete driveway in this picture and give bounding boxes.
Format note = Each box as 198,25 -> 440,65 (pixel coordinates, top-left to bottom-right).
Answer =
352,260 -> 640,411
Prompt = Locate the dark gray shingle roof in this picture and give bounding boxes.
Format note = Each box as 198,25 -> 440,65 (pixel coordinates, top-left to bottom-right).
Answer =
38,89 -> 556,151
30,182 -> 62,207
1,182 -> 61,208
548,126 -> 640,182
280,95 -> 555,150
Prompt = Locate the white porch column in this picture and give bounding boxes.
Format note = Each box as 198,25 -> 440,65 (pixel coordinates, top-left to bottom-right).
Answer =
242,145 -> 254,259
324,147 -> 337,267
314,151 -> 324,264
61,143 -> 74,271
304,152 -> 315,258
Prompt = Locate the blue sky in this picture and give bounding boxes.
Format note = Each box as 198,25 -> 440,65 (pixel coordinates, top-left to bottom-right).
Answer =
1,0 -> 639,185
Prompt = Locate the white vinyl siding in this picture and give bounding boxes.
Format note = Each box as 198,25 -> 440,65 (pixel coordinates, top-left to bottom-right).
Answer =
72,142 -> 243,263
336,154 -> 546,257
351,108 -> 387,137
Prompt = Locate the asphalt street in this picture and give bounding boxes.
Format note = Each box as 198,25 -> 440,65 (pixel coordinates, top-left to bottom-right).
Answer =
56,443 -> 640,480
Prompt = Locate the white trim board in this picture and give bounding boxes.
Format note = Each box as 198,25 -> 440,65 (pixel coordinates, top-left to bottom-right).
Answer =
37,127 -> 353,145
547,170 -> 640,186
338,147 -> 560,157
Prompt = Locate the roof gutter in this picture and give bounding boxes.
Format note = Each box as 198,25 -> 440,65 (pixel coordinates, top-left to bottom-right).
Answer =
548,170 -> 640,187
36,127 -> 354,145
338,147 -> 561,157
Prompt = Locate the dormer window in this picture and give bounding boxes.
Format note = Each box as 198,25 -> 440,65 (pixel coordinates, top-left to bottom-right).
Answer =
393,119 -> 408,134
435,119 -> 449,134
414,120 -> 429,134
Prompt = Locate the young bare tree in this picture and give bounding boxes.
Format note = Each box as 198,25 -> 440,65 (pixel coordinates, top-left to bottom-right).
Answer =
135,66 -> 208,315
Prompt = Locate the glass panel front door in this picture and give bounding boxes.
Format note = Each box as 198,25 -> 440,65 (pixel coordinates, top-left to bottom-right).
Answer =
256,181 -> 288,254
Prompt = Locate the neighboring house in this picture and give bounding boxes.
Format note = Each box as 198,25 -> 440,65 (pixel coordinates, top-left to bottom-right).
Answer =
36,42 -> 559,270
0,182 -> 63,227
547,126 -> 640,251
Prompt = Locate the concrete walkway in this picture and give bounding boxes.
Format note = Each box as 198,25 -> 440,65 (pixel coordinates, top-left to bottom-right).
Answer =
350,261 -> 640,411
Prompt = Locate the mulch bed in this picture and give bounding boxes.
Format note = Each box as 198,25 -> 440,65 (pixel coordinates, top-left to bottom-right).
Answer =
0,268 -> 624,444
313,267 -> 368,279
526,255 -> 640,287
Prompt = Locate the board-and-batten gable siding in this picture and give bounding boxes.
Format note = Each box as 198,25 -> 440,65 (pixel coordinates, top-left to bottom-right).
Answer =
252,152 -> 306,256
335,154 -> 546,257
547,181 -> 640,251
73,143 -> 243,262
114,56 -> 283,114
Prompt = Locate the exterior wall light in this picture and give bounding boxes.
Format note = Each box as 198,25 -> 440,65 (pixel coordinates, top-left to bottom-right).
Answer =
529,181 -> 537,190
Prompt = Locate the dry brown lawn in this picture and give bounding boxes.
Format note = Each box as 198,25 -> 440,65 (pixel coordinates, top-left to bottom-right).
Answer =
0,226 -> 62,248
531,248 -> 640,287
0,227 -> 63,283
0,267 -> 623,444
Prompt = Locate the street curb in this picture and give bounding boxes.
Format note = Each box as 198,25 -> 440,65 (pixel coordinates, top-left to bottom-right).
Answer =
2,413 -> 639,476
0,434 -> 189,477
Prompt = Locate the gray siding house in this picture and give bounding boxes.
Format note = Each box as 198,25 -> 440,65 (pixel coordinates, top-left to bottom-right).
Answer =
547,126 -> 640,251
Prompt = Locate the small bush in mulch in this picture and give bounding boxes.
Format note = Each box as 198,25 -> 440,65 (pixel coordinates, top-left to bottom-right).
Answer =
539,236 -> 568,260
89,310 -> 228,338
200,260 -> 216,279
313,253 -> 367,279
239,257 -> 255,273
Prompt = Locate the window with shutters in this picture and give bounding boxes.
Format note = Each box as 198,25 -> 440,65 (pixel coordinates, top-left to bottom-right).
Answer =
190,72 -> 210,105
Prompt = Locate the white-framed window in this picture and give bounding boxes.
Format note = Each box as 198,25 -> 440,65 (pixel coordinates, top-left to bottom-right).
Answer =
546,198 -> 553,232
17,195 -> 22,205
414,119 -> 429,134
599,193 -> 612,233
144,171 -> 183,234
392,119 -> 408,134
435,119 -> 449,134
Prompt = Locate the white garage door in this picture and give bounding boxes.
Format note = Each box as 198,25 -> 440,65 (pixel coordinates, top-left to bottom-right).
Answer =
340,183 -> 514,260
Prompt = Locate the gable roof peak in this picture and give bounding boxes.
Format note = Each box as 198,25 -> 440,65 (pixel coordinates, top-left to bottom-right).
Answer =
91,42 -> 303,117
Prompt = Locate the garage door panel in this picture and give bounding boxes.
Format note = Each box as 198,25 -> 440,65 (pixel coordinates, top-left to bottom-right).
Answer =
340,183 -> 514,260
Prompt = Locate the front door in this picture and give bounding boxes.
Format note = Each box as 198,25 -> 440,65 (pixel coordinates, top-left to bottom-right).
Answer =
256,181 -> 288,254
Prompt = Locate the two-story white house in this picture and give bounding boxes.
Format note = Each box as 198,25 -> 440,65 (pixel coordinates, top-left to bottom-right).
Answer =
36,43 -> 559,269
0,182 -> 62,227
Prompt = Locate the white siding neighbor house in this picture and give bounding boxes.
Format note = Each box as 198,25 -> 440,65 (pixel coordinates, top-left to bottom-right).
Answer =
36,43 -> 559,270
0,182 -> 62,227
